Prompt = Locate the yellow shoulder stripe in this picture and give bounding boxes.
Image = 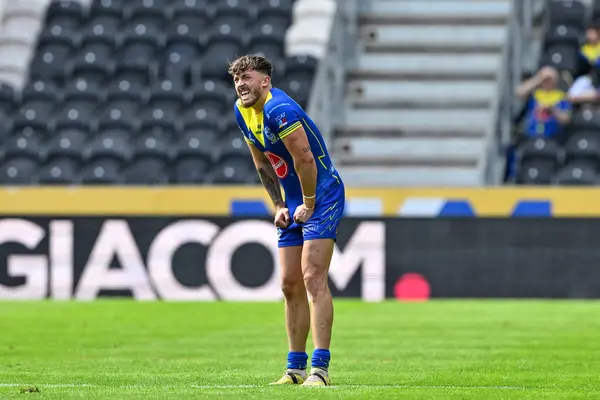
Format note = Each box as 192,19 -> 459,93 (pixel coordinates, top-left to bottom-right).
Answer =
278,121 -> 302,139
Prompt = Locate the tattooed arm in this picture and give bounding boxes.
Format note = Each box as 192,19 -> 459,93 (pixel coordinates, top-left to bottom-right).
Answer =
247,143 -> 285,209
281,126 -> 317,209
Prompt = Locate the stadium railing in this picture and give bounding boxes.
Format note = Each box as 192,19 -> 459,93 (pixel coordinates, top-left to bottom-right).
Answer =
487,0 -> 537,184
306,0 -> 355,151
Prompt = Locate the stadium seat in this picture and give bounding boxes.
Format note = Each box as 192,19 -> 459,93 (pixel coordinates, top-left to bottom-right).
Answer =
515,137 -> 563,184
0,158 -> 39,185
248,23 -> 286,62
67,45 -> 113,86
547,0 -> 588,30
214,0 -> 253,28
147,79 -> 186,120
21,80 -> 59,105
0,82 -> 16,116
162,36 -> 202,84
215,134 -> 251,164
80,21 -> 118,50
171,156 -> 210,184
30,34 -> 75,82
169,0 -> 209,20
44,0 -> 86,34
181,105 -> 221,134
189,80 -> 230,116
132,133 -> 171,161
570,109 -> 600,133
563,133 -> 600,168
125,0 -> 169,24
205,159 -> 256,184
13,102 -> 52,134
3,132 -> 43,161
122,158 -> 169,184
37,158 -> 79,185
593,0 -> 600,20
173,130 -> 214,163
256,0 -> 294,31
201,24 -> 245,81
517,159 -> 556,184
95,114 -> 137,137
554,163 -> 597,185
78,159 -> 122,185
541,45 -> 579,75
96,102 -> 138,131
43,128 -> 86,164
543,24 -> 582,50
90,0 -> 126,19
83,131 -> 131,163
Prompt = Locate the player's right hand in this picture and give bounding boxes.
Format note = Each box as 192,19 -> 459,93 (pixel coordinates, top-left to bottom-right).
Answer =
274,207 -> 291,228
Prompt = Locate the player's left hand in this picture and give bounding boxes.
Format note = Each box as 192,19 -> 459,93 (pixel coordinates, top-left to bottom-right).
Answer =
293,204 -> 314,224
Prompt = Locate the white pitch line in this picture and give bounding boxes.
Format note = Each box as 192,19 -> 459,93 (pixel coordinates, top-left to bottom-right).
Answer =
0,384 -> 96,388
192,384 -> 530,390
1,383 -> 531,391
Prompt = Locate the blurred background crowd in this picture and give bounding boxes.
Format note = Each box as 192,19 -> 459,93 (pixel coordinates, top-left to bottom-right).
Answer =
0,0 -> 595,188
509,0 -> 600,185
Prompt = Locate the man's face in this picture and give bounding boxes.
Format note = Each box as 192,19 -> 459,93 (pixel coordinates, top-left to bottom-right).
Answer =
587,28 -> 599,43
540,76 -> 556,90
539,67 -> 558,91
234,68 -> 268,108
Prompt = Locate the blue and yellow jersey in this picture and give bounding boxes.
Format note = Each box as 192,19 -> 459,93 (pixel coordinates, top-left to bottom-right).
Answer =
580,42 -> 600,67
525,89 -> 571,138
234,87 -> 341,209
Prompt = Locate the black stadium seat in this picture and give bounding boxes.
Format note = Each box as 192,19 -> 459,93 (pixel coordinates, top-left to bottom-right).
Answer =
0,158 -> 39,185
554,163 -> 597,185
563,133 -> 600,167
547,0 -> 588,30
37,158 -> 79,185
78,159 -> 122,184
0,0 -> 314,185
43,129 -> 87,164
90,0 -> 126,19
543,24 -> 582,50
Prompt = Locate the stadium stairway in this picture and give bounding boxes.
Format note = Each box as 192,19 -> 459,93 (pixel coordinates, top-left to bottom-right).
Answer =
0,0 -> 50,90
334,0 -> 512,186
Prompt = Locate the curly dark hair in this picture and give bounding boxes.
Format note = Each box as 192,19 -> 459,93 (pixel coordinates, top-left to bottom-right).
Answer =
228,54 -> 273,77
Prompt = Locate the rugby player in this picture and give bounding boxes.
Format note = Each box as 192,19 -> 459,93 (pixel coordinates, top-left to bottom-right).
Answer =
230,54 -> 345,387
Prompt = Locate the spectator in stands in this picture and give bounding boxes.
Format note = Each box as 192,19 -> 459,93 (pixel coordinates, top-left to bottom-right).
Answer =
516,66 -> 572,139
579,19 -> 600,70
567,20 -> 600,104
568,67 -> 600,104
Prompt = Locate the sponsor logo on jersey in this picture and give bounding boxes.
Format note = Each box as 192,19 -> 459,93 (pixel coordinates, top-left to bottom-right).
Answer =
275,113 -> 288,128
264,151 -> 289,179
267,102 -> 291,116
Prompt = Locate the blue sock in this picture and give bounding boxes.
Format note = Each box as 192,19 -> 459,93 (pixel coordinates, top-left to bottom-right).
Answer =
287,351 -> 308,370
311,348 -> 330,369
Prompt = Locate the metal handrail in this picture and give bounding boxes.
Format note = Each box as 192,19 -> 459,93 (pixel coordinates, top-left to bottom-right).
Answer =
487,0 -> 536,184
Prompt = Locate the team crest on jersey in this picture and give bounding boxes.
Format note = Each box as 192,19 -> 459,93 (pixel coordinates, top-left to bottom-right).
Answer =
264,126 -> 278,144
264,151 -> 289,178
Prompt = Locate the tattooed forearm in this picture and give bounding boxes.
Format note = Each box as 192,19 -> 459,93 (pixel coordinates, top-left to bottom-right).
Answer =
258,167 -> 285,208
302,146 -> 310,153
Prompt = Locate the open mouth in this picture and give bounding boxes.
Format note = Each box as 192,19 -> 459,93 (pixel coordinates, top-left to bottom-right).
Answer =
240,90 -> 250,101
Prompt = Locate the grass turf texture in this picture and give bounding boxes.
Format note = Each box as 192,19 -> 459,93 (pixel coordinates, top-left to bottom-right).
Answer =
0,300 -> 598,399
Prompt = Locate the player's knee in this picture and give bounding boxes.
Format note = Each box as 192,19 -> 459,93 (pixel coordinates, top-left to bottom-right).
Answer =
302,266 -> 328,297
281,275 -> 304,300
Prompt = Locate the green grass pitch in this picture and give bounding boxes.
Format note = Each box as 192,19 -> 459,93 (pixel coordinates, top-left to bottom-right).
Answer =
0,300 -> 599,399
